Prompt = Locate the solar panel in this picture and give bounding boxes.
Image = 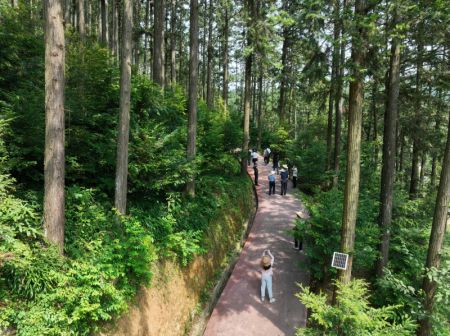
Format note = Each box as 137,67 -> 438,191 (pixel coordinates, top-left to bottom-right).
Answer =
331,252 -> 349,270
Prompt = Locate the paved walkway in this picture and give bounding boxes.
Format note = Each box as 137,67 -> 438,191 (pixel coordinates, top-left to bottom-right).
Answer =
203,155 -> 308,336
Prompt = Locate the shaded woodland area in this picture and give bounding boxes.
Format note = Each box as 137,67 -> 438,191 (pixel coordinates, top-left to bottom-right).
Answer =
0,0 -> 449,335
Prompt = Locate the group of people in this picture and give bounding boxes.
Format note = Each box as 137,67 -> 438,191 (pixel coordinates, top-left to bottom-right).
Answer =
268,165 -> 298,195
249,148 -> 298,194
252,149 -> 302,304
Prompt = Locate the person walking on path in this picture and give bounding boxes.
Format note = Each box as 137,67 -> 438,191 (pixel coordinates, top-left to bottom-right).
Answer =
280,165 -> 289,195
292,165 -> 298,188
261,249 -> 276,303
253,164 -> 259,186
263,147 -> 271,165
268,170 -> 276,195
251,149 -> 258,165
272,152 -> 280,174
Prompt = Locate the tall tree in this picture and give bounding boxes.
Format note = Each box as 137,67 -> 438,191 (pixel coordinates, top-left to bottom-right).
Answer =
114,0 -> 133,215
170,0 -> 177,85
44,0 -> 66,254
241,0 -> 254,175
186,0 -> 199,196
278,0 -> 290,125
100,0 -> 108,45
221,1 -> 229,106
326,0 -> 340,171
409,21 -> 424,198
333,0 -> 347,188
153,0 -> 165,88
376,5 -> 401,277
205,0 -> 214,109
78,0 -> 85,39
417,111 -> 450,336
337,0 -> 367,284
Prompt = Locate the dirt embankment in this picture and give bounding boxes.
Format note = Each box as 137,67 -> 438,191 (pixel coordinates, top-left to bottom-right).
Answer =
101,186 -> 256,336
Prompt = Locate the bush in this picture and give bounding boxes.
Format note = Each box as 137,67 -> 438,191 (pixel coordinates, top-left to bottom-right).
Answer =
296,280 -> 416,335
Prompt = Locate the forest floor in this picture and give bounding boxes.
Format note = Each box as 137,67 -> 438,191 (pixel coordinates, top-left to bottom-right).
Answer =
203,155 -> 309,336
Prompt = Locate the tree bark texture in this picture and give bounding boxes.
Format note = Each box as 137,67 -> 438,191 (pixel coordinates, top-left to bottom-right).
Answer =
222,5 -> 229,106
186,0 -> 199,196
114,0 -> 132,215
100,0 -> 108,45
241,0 -> 254,175
153,0 -> 165,88
170,0 -> 177,84
409,23 -> 423,198
417,111 -> 450,336
333,0 -> 346,188
78,0 -> 85,38
376,19 -> 401,276
257,70 -> 263,151
326,0 -> 340,171
44,0 -> 65,254
206,0 -> 214,108
278,13 -> 290,125
337,0 -> 366,284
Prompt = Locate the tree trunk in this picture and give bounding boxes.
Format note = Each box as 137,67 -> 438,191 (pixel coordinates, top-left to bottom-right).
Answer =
114,0 -> 133,215
222,5 -> 229,106
372,80 -> 379,163
257,70 -> 263,151
100,0 -> 108,45
205,0 -> 214,108
78,0 -> 85,38
111,0 -> 119,59
376,13 -> 401,276
143,0 -> 150,74
417,111 -> 450,336
337,0 -> 366,284
410,140 -> 420,197
326,0 -> 340,171
44,0 -> 65,254
332,0 -> 346,188
153,0 -> 165,88
420,153 -> 426,188
170,0 -> 177,85
409,22 -> 423,199
241,0 -> 254,175
278,3 -> 289,126
186,0 -> 199,196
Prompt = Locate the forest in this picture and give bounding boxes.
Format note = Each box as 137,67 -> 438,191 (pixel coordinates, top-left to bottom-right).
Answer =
0,0 -> 448,335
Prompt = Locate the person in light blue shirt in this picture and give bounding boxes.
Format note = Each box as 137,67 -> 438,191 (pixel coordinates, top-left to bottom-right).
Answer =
268,171 -> 276,195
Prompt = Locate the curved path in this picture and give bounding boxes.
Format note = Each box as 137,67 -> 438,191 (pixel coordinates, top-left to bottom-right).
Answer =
203,155 -> 308,336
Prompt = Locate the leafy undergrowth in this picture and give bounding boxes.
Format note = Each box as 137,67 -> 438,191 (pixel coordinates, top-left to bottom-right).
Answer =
0,174 -> 252,335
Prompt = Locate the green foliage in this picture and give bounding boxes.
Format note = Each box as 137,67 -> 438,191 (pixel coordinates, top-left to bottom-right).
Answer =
300,186 -> 379,286
296,280 -> 416,336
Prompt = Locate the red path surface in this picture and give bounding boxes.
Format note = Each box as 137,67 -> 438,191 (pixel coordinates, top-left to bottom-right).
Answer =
203,155 -> 308,336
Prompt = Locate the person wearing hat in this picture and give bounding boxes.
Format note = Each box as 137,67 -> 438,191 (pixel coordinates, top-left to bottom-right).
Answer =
260,249 -> 276,303
280,165 -> 289,195
268,170 -> 276,195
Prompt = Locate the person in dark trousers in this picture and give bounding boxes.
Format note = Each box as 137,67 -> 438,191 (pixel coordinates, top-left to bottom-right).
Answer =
253,164 -> 259,185
268,170 -> 276,195
280,165 -> 289,195
272,152 -> 279,174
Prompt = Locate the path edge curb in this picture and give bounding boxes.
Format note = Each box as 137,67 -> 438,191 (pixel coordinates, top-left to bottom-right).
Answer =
188,170 -> 258,336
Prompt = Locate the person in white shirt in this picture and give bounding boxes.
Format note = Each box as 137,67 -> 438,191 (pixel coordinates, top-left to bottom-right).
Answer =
251,149 -> 258,165
292,166 -> 298,188
260,249 -> 276,303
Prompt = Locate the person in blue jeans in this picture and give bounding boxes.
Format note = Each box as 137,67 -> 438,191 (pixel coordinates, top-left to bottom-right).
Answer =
260,249 -> 276,303
268,171 -> 276,195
